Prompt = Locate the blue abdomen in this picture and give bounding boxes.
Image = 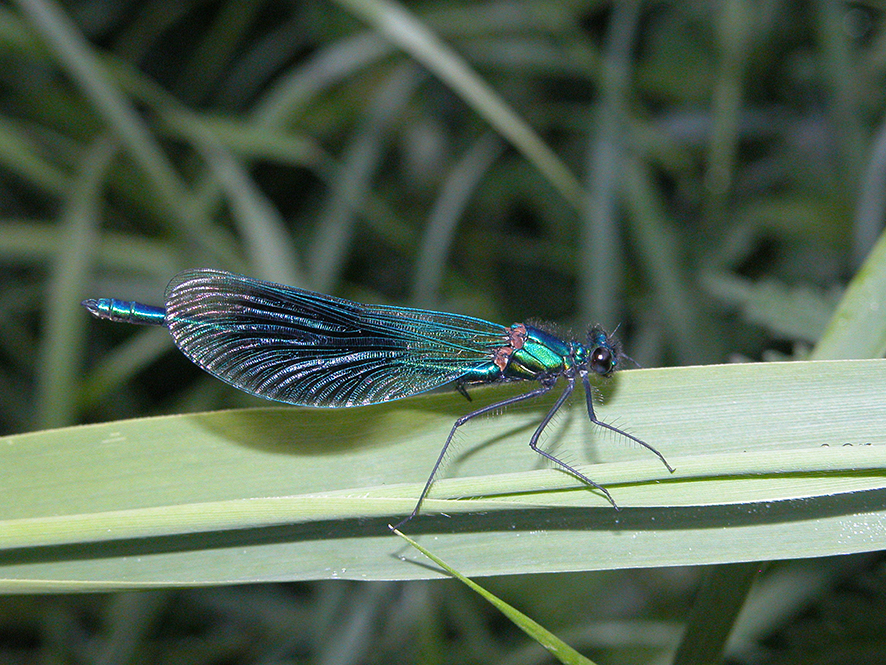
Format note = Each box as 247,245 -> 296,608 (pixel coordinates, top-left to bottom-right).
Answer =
81,298 -> 167,326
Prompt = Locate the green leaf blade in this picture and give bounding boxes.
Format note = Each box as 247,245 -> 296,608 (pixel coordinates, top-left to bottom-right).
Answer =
1,359 -> 885,591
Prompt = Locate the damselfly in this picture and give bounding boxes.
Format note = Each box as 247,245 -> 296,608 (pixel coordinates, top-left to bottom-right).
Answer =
83,269 -> 673,527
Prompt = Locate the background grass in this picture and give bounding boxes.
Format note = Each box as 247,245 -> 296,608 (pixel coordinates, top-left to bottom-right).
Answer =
1,0 -> 886,663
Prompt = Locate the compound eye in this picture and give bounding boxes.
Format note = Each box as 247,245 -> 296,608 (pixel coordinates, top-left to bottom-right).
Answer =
590,347 -> 615,376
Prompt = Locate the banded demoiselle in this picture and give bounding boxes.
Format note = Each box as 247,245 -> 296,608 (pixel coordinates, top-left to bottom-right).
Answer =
83,269 -> 673,527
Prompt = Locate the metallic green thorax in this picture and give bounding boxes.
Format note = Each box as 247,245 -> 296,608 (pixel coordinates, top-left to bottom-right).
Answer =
460,323 -> 620,385
504,325 -> 577,380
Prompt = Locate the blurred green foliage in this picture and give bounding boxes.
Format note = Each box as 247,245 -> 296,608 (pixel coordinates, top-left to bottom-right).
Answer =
1,0 -> 886,663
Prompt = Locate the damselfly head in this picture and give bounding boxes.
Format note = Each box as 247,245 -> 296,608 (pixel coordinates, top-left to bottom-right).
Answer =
586,325 -> 621,377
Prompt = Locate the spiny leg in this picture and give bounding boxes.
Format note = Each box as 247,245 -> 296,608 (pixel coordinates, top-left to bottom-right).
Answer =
526,377 -> 617,508
455,381 -> 472,402
390,382 -> 554,531
581,373 -> 675,473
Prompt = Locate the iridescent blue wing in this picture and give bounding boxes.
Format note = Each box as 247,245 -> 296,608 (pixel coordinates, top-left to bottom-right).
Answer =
164,269 -> 508,407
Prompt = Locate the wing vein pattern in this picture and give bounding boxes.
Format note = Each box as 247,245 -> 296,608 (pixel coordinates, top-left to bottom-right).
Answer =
164,269 -> 508,407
